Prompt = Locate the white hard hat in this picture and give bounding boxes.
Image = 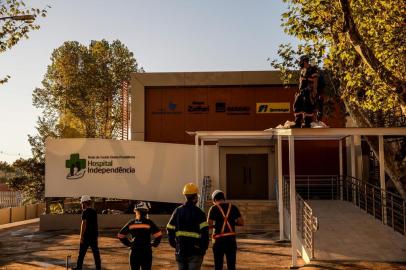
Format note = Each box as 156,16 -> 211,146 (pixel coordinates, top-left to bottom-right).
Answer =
134,201 -> 151,212
80,195 -> 91,203
211,190 -> 224,201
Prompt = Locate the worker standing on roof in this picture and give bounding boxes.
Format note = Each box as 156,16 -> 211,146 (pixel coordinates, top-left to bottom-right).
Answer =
293,55 -> 322,128
207,190 -> 244,270
117,201 -> 162,270
73,195 -> 101,270
167,183 -> 209,270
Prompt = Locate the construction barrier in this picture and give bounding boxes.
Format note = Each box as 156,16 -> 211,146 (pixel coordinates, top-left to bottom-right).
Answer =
0,203 -> 45,225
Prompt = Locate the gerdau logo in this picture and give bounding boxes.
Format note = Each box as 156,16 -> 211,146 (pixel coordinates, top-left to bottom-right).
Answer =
66,153 -> 86,179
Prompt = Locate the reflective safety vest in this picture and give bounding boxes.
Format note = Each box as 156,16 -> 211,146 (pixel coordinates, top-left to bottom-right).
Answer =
212,203 -> 236,239
166,202 -> 209,256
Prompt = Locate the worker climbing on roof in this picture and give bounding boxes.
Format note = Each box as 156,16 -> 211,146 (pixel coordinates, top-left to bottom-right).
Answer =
117,201 -> 162,270
207,190 -> 244,270
167,183 -> 209,270
293,55 -> 324,128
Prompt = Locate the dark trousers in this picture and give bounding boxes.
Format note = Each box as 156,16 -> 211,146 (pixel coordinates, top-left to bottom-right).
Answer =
293,89 -> 315,114
176,254 -> 204,270
213,238 -> 237,270
129,248 -> 152,270
76,238 -> 101,270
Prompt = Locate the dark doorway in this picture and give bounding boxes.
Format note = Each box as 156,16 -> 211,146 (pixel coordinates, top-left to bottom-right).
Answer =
226,154 -> 268,199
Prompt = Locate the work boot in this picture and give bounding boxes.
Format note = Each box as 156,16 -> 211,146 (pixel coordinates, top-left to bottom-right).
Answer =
304,115 -> 313,128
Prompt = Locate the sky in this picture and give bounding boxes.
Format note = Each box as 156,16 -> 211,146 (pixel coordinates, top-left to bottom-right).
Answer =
0,0 -> 298,163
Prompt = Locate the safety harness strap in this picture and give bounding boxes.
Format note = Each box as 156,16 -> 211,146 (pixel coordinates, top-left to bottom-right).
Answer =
213,203 -> 235,239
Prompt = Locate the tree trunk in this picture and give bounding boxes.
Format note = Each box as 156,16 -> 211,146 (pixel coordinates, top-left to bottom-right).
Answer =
340,0 -> 406,114
344,100 -> 406,199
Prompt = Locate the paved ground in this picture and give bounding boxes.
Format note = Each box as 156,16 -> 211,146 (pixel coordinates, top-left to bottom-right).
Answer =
309,200 -> 406,261
0,221 -> 405,269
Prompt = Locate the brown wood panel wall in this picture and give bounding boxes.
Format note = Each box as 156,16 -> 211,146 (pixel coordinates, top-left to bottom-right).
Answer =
145,85 -> 345,144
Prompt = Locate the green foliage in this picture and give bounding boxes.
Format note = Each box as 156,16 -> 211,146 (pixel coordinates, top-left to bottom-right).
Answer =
0,0 -> 49,84
272,0 -> 405,113
5,158 -> 45,203
0,161 -> 13,182
30,39 -> 141,160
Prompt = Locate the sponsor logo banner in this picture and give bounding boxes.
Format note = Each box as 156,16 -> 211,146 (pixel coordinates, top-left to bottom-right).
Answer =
256,103 -> 290,113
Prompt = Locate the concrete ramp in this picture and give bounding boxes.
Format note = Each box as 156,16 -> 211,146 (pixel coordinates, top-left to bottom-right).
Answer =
308,200 -> 406,261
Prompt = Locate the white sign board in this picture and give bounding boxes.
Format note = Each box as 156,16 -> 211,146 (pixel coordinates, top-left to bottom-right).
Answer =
45,138 -> 213,203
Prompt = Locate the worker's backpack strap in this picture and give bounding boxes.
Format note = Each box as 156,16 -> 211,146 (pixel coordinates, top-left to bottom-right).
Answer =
214,203 -> 236,239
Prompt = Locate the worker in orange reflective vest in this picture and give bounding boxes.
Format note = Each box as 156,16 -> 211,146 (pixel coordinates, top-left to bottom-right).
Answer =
207,190 -> 244,270
118,201 -> 162,270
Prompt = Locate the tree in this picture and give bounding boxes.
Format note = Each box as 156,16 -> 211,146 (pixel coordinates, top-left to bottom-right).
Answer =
0,161 -> 13,182
30,39 -> 141,160
271,0 -> 406,198
5,158 -> 45,203
0,0 -> 48,84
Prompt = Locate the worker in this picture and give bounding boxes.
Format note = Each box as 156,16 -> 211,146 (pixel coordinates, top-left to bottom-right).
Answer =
293,55 -> 320,128
207,190 -> 244,270
117,201 -> 162,270
73,195 -> 101,270
167,183 -> 209,270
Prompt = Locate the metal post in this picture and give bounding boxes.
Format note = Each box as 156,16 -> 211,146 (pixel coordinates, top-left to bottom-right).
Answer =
339,140 -> 343,200
378,135 -> 387,224
373,189 -> 375,218
358,182 -> 361,207
350,136 -> 356,204
200,139 -> 205,185
391,195 -> 394,230
331,176 -> 334,200
288,136 -> 298,267
277,135 -> 284,240
307,176 -> 310,200
403,202 -> 405,235
381,190 -> 385,224
365,184 -> 368,213
195,135 -> 199,185
66,255 -> 71,269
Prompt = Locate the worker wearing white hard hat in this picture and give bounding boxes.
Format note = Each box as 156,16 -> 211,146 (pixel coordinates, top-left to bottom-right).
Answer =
207,190 -> 244,270
80,195 -> 91,204
73,195 -> 101,270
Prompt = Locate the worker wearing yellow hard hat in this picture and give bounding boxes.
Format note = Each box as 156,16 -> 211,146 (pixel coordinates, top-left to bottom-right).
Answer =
182,183 -> 199,195
167,183 -> 209,270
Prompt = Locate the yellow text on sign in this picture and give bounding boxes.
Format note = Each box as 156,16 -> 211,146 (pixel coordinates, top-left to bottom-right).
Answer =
256,103 -> 290,113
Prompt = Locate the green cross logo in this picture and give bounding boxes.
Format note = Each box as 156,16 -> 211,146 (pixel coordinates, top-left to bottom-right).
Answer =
65,153 -> 86,179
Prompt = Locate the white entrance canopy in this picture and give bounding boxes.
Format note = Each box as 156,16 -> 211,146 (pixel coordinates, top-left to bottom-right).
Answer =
189,127 -> 406,267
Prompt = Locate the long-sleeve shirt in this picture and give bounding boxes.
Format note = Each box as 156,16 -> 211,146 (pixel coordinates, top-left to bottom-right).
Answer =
166,201 -> 209,256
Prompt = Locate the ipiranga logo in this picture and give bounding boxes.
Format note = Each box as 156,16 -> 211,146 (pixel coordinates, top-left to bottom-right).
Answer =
65,153 -> 86,179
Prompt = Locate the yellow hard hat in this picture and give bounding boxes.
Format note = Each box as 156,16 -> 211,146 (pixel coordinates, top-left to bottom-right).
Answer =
183,183 -> 199,195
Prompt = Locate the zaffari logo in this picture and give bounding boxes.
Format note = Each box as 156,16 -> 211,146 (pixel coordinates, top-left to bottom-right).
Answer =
66,153 -> 86,179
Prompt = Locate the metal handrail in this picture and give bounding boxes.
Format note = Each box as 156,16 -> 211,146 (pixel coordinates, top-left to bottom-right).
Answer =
284,175 -> 406,236
341,175 -> 405,236
282,177 -> 318,259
